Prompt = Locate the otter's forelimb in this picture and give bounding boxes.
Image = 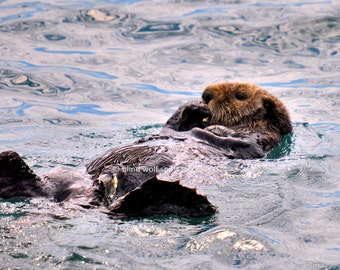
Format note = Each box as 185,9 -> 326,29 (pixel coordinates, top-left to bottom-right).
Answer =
164,101 -> 211,131
190,127 -> 265,159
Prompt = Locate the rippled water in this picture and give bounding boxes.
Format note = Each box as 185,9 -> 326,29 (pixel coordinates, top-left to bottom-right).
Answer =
0,0 -> 339,269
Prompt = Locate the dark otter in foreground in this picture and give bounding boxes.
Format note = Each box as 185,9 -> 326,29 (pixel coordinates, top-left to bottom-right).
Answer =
0,82 -> 292,219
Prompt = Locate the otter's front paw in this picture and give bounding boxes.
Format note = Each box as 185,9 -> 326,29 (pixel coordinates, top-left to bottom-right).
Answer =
164,101 -> 211,131
181,102 -> 211,124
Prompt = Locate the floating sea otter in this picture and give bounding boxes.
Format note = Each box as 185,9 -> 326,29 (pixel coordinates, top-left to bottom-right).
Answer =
0,82 -> 292,218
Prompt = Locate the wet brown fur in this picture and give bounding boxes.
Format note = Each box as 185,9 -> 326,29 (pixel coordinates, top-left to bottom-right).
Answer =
202,82 -> 292,151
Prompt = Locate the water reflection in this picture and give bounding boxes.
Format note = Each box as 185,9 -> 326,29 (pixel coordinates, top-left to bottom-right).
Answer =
0,20 -> 48,32
0,0 -> 339,268
0,60 -> 118,79
66,8 -> 132,24
123,83 -> 200,96
34,47 -> 95,55
123,21 -> 190,40
1,69 -> 69,96
43,117 -> 82,126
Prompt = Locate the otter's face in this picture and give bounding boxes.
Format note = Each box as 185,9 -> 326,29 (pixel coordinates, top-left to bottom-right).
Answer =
202,82 -> 292,136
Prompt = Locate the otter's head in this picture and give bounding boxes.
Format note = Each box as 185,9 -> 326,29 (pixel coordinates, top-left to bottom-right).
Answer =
202,82 -> 292,137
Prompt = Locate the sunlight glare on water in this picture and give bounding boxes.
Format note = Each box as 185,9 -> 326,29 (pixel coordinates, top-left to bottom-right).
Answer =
0,0 -> 339,269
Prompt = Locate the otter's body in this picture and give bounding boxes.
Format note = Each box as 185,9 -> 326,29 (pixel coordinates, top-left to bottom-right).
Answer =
0,82 -> 292,218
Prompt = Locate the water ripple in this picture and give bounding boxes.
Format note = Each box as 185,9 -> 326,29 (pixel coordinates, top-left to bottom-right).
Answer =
1,1 -> 340,268
43,33 -> 66,41
182,7 -> 228,17
0,2 -> 50,24
34,47 -> 95,55
1,60 -> 118,80
62,8 -> 133,25
43,118 -> 82,126
58,103 -> 127,115
0,69 -> 71,96
122,20 -> 191,40
122,83 -> 200,96
0,19 -> 50,32
259,79 -> 340,88
0,98 -> 128,116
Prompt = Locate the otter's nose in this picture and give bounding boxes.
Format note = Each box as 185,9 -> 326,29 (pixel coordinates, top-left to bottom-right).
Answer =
202,88 -> 213,104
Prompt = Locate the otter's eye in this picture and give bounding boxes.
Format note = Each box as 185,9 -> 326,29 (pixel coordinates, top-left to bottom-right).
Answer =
235,91 -> 248,101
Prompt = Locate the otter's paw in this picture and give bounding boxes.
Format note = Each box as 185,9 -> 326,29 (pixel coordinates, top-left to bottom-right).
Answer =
164,101 -> 211,131
181,101 -> 211,124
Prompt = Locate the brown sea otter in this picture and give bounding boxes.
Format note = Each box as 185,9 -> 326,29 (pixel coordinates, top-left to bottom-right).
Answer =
0,82 -> 292,218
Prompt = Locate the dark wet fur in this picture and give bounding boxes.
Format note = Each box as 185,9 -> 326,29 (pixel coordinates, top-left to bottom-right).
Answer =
0,151 -> 43,198
108,177 -> 216,219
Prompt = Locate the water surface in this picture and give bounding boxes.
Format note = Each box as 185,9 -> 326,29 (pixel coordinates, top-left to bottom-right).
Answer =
0,0 -> 339,269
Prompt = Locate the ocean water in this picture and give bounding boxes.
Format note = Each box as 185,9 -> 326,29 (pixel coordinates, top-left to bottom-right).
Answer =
0,0 -> 339,269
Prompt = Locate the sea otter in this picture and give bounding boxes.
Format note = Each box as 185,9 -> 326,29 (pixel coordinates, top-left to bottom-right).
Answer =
0,82 -> 292,218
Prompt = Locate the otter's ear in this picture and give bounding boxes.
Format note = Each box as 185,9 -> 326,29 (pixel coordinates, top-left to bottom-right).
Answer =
262,96 -> 293,136
263,96 -> 275,109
